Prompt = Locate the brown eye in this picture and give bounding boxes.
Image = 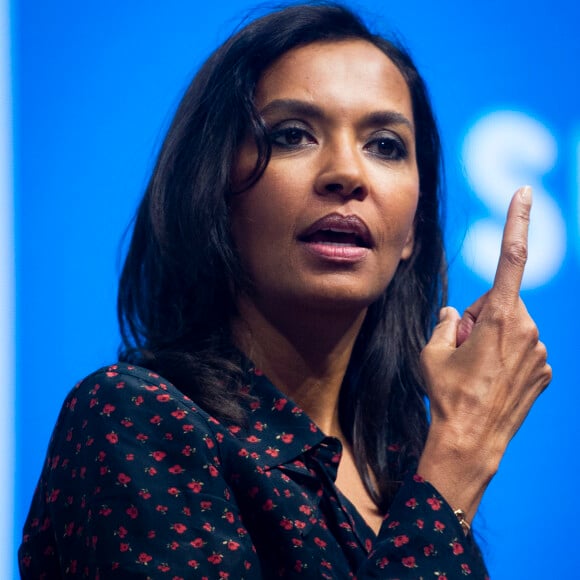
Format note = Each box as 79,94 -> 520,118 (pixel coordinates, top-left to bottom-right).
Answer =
269,125 -> 315,148
366,135 -> 407,160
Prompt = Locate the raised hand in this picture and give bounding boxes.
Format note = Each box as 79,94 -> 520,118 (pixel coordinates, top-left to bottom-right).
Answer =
417,186 -> 552,521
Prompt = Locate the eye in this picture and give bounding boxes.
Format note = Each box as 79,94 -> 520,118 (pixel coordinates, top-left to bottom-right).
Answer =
268,124 -> 316,148
365,134 -> 408,160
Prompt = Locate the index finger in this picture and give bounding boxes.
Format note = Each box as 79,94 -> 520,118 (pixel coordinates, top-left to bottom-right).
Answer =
492,185 -> 532,300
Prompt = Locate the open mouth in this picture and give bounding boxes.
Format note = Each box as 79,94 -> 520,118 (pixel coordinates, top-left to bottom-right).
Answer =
301,229 -> 370,247
298,213 -> 373,249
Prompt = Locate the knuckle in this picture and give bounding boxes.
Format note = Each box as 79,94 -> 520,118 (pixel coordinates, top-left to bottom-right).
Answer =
503,240 -> 528,268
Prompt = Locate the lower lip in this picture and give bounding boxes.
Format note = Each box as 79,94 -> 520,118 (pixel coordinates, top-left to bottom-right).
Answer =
300,241 -> 369,262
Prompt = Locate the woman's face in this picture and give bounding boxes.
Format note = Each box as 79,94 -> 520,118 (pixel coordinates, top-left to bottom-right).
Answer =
230,40 -> 419,316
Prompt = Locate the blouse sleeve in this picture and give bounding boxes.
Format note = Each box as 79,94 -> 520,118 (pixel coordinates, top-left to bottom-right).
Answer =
359,472 -> 489,578
18,367 -> 262,579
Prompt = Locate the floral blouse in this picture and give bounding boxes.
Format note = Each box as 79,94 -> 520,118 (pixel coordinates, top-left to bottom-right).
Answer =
19,362 -> 489,579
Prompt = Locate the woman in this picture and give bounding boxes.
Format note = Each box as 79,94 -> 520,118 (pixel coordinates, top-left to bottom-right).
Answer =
19,3 -> 550,578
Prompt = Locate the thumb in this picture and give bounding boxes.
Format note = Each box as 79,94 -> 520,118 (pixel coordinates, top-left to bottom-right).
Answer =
430,306 -> 460,349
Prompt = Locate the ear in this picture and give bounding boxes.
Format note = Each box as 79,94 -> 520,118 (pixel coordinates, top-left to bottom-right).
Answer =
400,226 -> 415,261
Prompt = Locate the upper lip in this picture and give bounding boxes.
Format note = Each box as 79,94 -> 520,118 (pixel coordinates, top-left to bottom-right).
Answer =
298,213 -> 373,248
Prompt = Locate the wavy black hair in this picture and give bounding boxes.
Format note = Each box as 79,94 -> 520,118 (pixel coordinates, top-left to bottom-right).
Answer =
118,2 -> 446,510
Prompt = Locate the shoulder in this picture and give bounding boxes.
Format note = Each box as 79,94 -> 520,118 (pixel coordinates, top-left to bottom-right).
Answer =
50,362 -> 227,449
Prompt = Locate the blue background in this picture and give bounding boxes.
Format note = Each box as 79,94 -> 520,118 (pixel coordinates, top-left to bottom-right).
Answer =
12,1 -> 580,578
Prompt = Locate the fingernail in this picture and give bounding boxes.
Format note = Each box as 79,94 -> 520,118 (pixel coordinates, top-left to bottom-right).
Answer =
439,307 -> 448,322
520,185 -> 532,202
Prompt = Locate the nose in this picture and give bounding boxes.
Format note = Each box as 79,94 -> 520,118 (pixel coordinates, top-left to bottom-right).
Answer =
313,137 -> 368,200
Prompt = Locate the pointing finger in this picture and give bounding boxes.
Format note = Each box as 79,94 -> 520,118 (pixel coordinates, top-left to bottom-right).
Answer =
492,186 -> 532,302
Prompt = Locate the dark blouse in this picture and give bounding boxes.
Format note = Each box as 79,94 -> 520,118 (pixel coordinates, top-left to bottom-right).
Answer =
19,362 -> 489,579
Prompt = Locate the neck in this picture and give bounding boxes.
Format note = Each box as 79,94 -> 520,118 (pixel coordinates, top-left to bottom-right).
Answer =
232,295 -> 367,437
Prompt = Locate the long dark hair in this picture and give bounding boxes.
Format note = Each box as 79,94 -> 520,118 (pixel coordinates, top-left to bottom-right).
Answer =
118,2 -> 446,511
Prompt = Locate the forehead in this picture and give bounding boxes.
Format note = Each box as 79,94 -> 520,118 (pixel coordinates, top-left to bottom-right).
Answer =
255,40 -> 413,121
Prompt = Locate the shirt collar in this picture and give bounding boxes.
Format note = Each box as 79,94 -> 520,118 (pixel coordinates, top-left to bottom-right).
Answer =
232,361 -> 335,470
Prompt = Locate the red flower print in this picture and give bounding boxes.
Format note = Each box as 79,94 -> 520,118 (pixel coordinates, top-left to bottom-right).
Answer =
402,556 -> 417,568
266,447 -> 280,457
182,424 -> 194,433
222,510 -> 235,524
168,464 -> 184,474
254,421 -> 266,431
293,560 -> 304,572
226,540 -> 240,551
117,526 -> 128,538
132,395 -> 144,406
246,435 -> 260,443
136,433 -> 148,442
451,541 -> 464,555
413,473 -> 425,483
138,489 -> 151,499
121,418 -> 133,427
262,499 -> 275,511
137,552 -> 152,564
273,398 -> 287,411
101,403 -> 116,415
150,415 -> 162,424
461,563 -> 472,574
99,505 -> 112,517
393,534 -> 409,547
416,518 -> 424,529
190,537 -> 204,548
188,480 -> 203,493
434,520 -> 446,532
292,538 -> 303,547
295,520 -> 306,529
125,453 -> 135,461
126,506 -> 139,519
200,500 -> 212,510
119,542 -> 130,552
202,522 -> 214,533
156,393 -> 170,402
181,445 -> 194,456
405,498 -> 418,508
207,552 -> 223,565
117,473 -> 131,486
377,556 -> 389,569
171,409 -> 186,419
424,543 -> 435,556
105,432 -> 119,444
168,487 -> 180,496
187,560 -> 200,569
204,436 -> 215,449
156,505 -> 168,514
207,465 -> 219,477
151,450 -> 166,461
158,564 -> 170,572
171,523 -> 187,534
280,433 -> 294,444
427,497 -> 442,510
280,517 -> 293,530
314,537 -> 327,549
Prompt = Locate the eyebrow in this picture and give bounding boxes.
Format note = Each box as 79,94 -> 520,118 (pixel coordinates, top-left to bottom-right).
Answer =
259,98 -> 414,132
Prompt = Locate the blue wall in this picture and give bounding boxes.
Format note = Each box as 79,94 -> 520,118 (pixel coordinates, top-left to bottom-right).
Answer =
13,1 -> 580,578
